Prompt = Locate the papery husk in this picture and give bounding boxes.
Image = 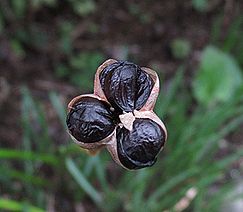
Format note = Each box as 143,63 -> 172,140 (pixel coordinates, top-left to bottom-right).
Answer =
106,110 -> 167,170
67,94 -> 115,155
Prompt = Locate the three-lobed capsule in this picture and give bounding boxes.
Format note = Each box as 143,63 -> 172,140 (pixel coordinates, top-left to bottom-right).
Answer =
66,59 -> 167,170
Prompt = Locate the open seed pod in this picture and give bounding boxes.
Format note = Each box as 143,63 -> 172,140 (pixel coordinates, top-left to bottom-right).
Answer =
66,94 -> 117,154
66,59 -> 167,169
94,59 -> 160,112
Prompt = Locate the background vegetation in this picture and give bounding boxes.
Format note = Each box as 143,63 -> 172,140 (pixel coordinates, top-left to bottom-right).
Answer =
0,0 -> 243,211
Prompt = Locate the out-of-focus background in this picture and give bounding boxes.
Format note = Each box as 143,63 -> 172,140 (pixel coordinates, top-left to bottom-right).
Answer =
0,0 -> 243,211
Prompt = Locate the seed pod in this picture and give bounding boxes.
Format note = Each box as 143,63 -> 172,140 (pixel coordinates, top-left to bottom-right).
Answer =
66,59 -> 167,170
99,61 -> 154,113
66,94 -> 116,151
116,118 -> 165,169
106,110 -> 167,170
94,59 -> 160,111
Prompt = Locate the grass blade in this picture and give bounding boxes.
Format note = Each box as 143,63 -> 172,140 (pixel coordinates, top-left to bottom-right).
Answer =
65,158 -> 102,205
147,167 -> 198,205
0,148 -> 59,166
155,66 -> 184,117
0,166 -> 48,186
49,92 -> 67,128
0,198 -> 45,212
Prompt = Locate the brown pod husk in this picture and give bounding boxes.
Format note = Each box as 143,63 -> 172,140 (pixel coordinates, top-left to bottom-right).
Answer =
67,94 -> 116,154
133,110 -> 167,140
140,67 -> 160,111
106,110 -> 167,170
94,59 -> 117,101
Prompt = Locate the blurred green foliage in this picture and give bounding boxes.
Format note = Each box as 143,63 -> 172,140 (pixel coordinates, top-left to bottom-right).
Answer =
170,38 -> 191,59
69,0 -> 96,17
8,0 -> 95,17
1,72 -> 243,211
56,52 -> 105,91
0,0 -> 243,211
128,3 -> 152,24
193,46 -> 242,106
0,198 -> 45,212
192,0 -> 208,12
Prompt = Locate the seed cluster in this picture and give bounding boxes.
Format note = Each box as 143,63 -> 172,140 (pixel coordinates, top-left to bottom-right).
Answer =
66,59 -> 167,170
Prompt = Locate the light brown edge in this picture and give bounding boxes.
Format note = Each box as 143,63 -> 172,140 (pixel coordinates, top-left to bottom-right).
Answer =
93,59 -> 117,101
140,67 -> 160,111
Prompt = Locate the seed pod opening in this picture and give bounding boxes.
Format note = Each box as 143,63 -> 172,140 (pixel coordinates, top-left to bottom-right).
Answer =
116,118 -> 166,170
66,96 -> 116,144
99,61 -> 154,113
66,59 -> 168,169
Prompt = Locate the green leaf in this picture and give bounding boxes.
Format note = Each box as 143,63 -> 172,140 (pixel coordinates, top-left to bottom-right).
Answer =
192,0 -> 208,12
11,0 -> 27,18
193,46 -> 243,106
10,39 -> 26,58
0,198 -> 45,212
223,17 -> 243,52
170,39 -> 191,59
72,0 -> 96,16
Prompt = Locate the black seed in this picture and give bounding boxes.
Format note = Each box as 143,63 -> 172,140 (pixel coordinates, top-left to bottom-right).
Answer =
99,61 -> 154,113
116,118 -> 165,169
66,97 -> 116,143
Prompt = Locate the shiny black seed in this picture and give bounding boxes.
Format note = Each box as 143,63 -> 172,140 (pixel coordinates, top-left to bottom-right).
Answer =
116,118 -> 165,169
99,61 -> 154,113
66,97 -> 116,143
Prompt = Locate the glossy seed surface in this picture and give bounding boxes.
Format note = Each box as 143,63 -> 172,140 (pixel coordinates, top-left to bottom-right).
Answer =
116,118 -> 166,169
99,61 -> 154,113
66,97 -> 116,143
